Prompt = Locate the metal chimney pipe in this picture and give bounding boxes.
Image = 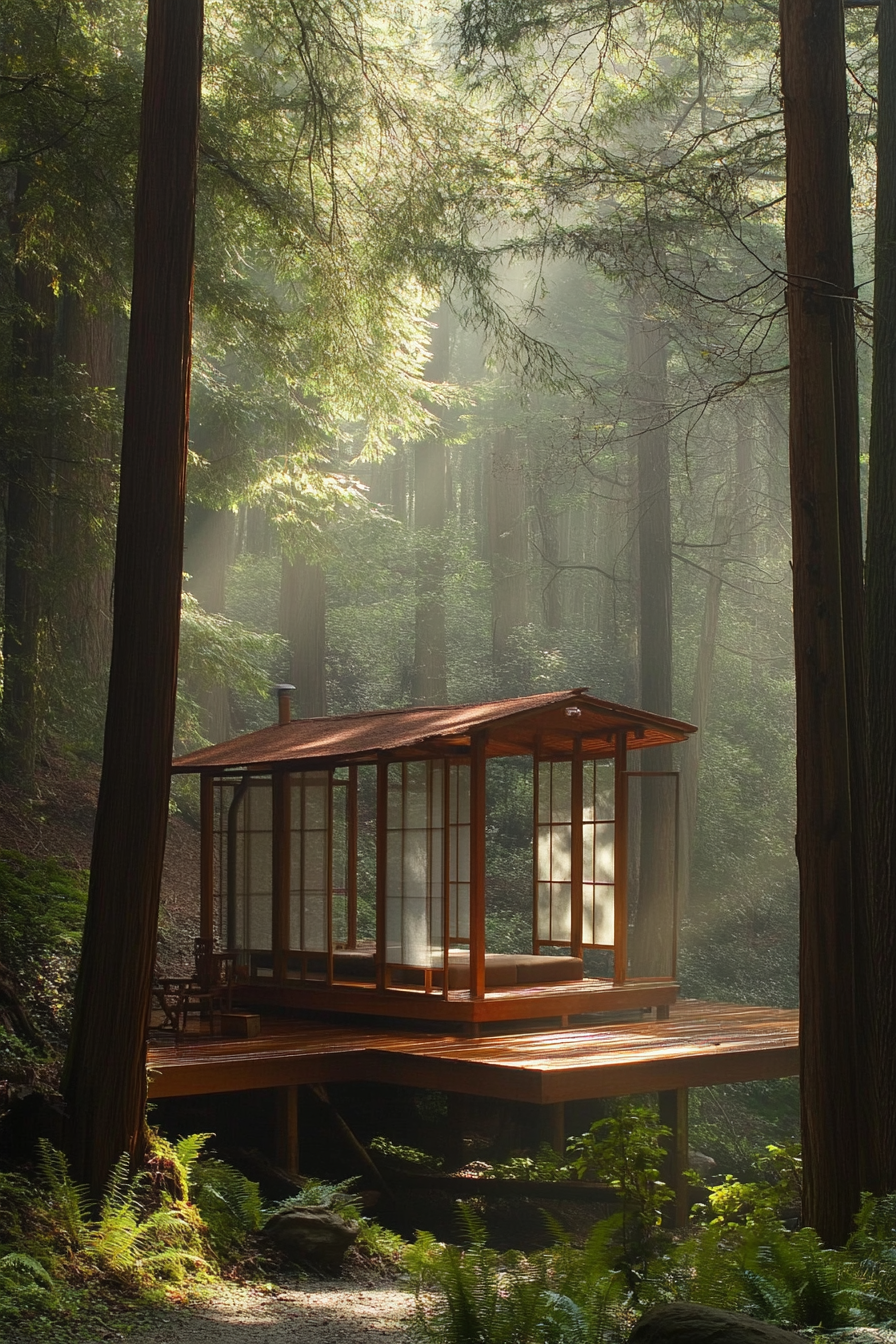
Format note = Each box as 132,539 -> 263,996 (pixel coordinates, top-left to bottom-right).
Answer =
273,683 -> 295,726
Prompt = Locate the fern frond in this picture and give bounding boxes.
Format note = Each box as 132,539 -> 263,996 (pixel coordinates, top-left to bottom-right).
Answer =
0,1252 -> 54,1288
175,1132 -> 213,1187
36,1139 -> 90,1246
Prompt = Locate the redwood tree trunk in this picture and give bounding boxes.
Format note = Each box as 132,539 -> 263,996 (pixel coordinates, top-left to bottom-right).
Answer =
628,298 -> 675,977
57,292 -> 117,684
779,0 -> 868,1240
62,0 -> 203,1196
866,0 -> 896,1195
280,553 -> 327,718
488,427 -> 528,665
2,172 -> 55,790
412,302 -> 450,704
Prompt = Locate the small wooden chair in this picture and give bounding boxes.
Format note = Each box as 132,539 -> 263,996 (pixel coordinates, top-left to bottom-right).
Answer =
153,940 -> 243,1035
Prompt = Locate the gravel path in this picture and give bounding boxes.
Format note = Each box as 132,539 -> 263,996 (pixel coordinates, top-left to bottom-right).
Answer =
133,1279 -> 416,1344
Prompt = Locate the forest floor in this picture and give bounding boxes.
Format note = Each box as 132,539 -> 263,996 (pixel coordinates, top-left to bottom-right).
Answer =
128,1273 -> 414,1344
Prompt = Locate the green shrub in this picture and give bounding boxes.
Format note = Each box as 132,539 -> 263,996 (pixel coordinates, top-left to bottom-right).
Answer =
0,850 -> 88,1042
370,1136 -> 444,1170
188,1157 -> 263,1258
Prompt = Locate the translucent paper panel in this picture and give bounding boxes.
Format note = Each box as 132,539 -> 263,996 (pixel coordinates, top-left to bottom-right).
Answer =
584,759 -> 615,821
290,772 -> 330,953
385,761 -> 445,966
331,780 -> 348,946
536,759 -> 574,945
227,777 -> 273,953
582,760 -> 615,949
583,884 -> 614,946
538,883 -> 571,941
448,763 -> 470,942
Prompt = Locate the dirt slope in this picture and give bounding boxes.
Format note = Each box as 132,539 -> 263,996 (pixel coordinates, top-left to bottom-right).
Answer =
0,748 -> 201,975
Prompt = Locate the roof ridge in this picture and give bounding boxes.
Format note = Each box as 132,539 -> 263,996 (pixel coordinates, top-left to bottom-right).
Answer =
282,687 -> 585,729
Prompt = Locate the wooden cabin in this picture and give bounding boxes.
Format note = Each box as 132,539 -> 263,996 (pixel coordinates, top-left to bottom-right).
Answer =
171,688 -> 696,1029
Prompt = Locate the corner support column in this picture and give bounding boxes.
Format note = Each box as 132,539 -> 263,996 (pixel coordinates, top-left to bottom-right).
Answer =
658,1087 -> 689,1227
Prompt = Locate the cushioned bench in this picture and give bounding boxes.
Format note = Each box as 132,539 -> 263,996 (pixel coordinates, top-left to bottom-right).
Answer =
329,947 -> 584,990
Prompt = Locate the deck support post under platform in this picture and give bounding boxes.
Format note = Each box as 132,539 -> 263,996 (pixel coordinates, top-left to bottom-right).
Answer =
276,1083 -> 300,1176
658,1087 -> 689,1227
542,1102 -> 566,1156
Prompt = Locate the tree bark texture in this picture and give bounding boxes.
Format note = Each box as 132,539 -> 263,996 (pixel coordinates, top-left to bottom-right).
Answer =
628,299 -> 675,977
62,0 -> 203,1196
412,302 -> 450,704
780,0 -> 868,1240
56,292 -> 118,683
534,478 -> 562,631
679,413 -> 753,912
678,494 -> 727,914
2,172 -> 55,790
488,427 -> 528,663
866,0 -> 896,1194
280,553 -> 327,719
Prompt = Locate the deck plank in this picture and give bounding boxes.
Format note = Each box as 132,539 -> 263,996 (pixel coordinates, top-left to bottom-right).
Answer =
146,1000 -> 798,1101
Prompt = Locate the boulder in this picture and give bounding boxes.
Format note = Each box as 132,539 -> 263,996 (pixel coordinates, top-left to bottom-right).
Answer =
263,1205 -> 359,1273
630,1304 -> 805,1344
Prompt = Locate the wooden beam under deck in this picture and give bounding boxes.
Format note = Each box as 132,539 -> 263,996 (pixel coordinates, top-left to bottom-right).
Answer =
228,975 -> 679,1025
147,999 -> 798,1103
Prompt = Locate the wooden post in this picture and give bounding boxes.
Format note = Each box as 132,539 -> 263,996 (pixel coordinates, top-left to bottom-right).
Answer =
469,732 -> 487,999
199,773 -> 215,942
275,1084 -> 299,1175
375,758 -> 388,990
542,1102 -> 566,1155
326,771 -> 334,985
658,1087 -> 689,1228
347,765 -> 358,947
443,760 -> 452,1000
271,771 -> 291,982
613,730 -> 628,985
532,739 -> 541,953
570,735 -> 584,959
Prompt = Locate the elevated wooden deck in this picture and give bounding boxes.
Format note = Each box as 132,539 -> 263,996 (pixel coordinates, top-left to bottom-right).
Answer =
146,1000 -> 798,1103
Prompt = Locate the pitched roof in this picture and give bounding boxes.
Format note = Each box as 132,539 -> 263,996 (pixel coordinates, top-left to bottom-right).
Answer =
172,688 -> 696,774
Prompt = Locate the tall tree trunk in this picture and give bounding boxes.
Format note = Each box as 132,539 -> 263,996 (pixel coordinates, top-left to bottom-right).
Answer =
628,297 -> 675,977
63,0 -> 203,1197
679,410 -> 753,911
412,302 -> 450,704
678,494 -> 727,913
488,427 -> 528,665
866,0 -> 896,1196
780,0 -> 869,1240
279,553 -> 327,718
534,477 -> 562,631
56,292 -> 117,684
2,173 -> 55,789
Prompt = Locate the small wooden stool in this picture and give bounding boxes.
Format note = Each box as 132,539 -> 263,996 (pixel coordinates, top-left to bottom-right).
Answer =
219,1012 -> 261,1038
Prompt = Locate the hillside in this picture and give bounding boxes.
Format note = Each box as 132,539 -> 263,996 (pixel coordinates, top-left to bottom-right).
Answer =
0,748 -> 201,976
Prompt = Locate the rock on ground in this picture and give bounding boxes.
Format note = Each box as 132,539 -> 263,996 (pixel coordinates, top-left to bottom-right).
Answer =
630,1304 -> 805,1344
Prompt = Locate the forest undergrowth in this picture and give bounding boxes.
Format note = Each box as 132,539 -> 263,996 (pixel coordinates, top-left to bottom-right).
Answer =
3,1098 -> 896,1344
